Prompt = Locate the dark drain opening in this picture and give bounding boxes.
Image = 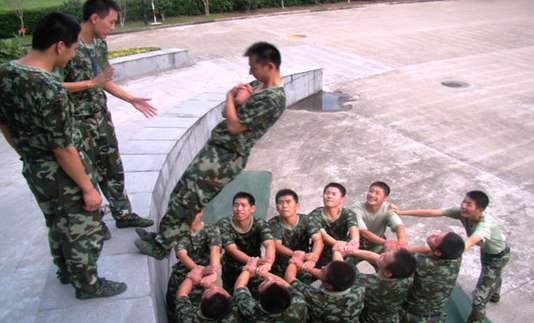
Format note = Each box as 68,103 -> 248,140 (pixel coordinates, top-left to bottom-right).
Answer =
288,91 -> 352,112
441,81 -> 470,88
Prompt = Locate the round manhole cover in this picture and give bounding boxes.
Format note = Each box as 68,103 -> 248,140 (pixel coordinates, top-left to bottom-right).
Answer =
441,81 -> 470,88
287,34 -> 307,39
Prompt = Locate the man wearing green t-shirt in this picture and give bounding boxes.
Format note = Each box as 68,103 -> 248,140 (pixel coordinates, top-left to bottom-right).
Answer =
351,181 -> 407,255
392,191 -> 510,323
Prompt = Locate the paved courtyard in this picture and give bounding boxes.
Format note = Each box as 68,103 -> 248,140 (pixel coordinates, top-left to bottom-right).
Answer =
1,0 -> 533,322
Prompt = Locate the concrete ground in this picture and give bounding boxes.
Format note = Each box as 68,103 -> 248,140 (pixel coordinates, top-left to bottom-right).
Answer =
1,0 -> 533,322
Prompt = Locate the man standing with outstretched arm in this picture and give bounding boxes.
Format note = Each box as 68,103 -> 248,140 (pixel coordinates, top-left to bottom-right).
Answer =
135,42 -> 286,260
391,191 -> 510,323
59,0 -> 156,235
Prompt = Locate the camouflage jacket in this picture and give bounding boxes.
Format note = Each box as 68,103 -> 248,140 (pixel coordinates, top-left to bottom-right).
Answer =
291,279 -> 364,322
59,38 -> 110,115
209,80 -> 286,156
217,216 -> 274,272
268,214 -> 320,277
359,273 -> 413,323
307,207 -> 358,267
403,253 -> 462,315
0,61 -> 76,159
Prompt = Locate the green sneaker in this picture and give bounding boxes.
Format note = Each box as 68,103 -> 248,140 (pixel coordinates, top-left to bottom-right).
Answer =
116,213 -> 154,228
134,238 -> 169,260
75,278 -> 127,300
102,221 -> 111,241
135,227 -> 157,241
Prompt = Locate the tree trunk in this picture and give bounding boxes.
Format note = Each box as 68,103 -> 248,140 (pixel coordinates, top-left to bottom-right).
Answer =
203,0 -> 210,16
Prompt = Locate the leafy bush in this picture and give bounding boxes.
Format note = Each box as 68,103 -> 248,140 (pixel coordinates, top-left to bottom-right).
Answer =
61,0 -> 83,22
0,35 -> 29,63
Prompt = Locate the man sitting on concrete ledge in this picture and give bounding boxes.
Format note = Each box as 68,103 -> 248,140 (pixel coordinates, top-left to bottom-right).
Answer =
135,41 -> 286,260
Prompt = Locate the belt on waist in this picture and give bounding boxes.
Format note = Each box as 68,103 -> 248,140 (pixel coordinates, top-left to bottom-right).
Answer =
483,245 -> 510,258
74,111 -> 103,121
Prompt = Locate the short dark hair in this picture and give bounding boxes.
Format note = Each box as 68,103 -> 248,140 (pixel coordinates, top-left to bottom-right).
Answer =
324,182 -> 346,197
466,190 -> 489,210
386,249 -> 416,279
437,232 -> 465,260
369,181 -> 391,196
259,283 -> 292,314
32,12 -> 80,50
275,189 -> 299,204
83,0 -> 121,21
326,261 -> 356,291
200,292 -> 233,320
244,41 -> 281,70
233,191 -> 255,206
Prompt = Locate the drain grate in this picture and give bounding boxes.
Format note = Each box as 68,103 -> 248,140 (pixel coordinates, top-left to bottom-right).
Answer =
441,81 -> 470,88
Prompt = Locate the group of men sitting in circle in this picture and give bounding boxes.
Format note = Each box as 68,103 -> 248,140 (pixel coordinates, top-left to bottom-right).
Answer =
161,181 -> 509,323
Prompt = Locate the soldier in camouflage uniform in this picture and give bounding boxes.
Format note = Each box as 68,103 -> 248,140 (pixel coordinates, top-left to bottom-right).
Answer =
285,251 -> 364,322
135,42 -> 286,260
392,190 -> 511,323
350,182 -> 407,267
344,247 -> 416,323
309,183 -> 360,268
233,257 -> 308,322
401,232 -> 465,323
59,0 -> 156,232
165,210 -> 222,323
268,189 -> 323,283
0,12 -> 126,299
175,271 -> 238,323
216,192 -> 276,296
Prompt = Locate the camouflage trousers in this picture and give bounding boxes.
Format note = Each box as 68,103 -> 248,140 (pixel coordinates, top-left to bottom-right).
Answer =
166,263 -> 203,323
22,153 -> 104,289
77,110 -> 132,220
400,307 -> 447,323
156,143 -> 247,249
467,246 -> 511,323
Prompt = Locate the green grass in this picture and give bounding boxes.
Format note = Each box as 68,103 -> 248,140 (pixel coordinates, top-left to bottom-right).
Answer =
0,0 -> 62,11
113,15 -> 223,33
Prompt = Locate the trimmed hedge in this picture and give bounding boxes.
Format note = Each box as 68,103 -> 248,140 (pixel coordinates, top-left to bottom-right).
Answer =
0,0 -> 348,38
0,6 -> 62,38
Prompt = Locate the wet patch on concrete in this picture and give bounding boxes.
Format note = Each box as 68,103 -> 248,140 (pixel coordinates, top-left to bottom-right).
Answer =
288,91 -> 353,112
441,80 -> 470,88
